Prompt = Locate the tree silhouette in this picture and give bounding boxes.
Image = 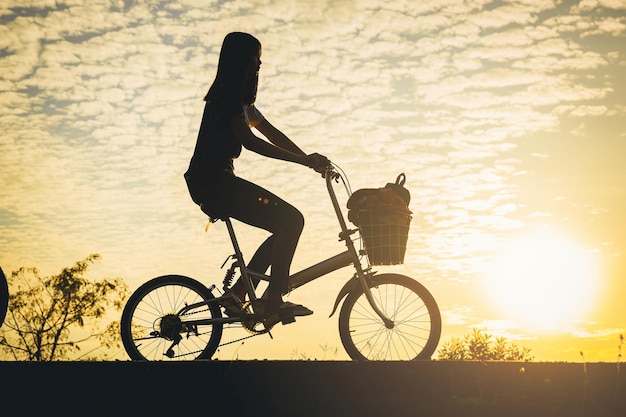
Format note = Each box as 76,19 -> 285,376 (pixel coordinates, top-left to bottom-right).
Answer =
0,254 -> 128,361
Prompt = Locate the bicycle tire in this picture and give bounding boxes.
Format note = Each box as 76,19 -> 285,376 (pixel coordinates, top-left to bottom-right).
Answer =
120,275 -> 223,361
0,267 -> 8,329
339,273 -> 441,361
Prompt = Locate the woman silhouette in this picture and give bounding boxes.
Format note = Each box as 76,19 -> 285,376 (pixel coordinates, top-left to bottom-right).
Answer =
184,32 -> 328,323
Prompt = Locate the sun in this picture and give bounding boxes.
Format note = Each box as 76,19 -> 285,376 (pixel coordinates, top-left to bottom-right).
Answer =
484,230 -> 599,330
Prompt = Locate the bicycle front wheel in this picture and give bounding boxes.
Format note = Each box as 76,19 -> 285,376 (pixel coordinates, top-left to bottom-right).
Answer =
339,273 -> 441,361
121,275 -> 223,361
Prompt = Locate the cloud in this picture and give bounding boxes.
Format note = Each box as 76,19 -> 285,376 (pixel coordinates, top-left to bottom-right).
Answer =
0,2 -> 624,362
578,0 -> 626,12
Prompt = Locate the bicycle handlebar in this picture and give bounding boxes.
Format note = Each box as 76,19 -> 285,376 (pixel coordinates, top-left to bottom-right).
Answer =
323,163 -> 341,181
323,163 -> 353,234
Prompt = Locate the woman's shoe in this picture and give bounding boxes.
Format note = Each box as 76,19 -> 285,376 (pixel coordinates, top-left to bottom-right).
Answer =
280,301 -> 313,317
263,300 -> 313,326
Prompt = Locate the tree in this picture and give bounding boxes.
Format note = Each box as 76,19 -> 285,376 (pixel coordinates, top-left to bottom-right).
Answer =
0,254 -> 128,361
437,328 -> 534,361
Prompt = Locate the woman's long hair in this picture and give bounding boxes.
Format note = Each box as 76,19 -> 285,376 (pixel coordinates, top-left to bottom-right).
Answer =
205,32 -> 261,105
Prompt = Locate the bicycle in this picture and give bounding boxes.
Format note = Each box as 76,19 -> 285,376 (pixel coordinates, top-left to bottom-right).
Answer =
120,164 -> 441,361
0,267 -> 7,329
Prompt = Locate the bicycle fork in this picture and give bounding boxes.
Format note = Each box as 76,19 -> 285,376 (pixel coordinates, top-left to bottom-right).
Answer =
325,167 -> 394,328
354,269 -> 395,329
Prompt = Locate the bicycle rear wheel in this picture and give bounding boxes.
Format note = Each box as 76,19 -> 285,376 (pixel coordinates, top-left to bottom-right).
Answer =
121,275 -> 223,361
339,273 -> 441,361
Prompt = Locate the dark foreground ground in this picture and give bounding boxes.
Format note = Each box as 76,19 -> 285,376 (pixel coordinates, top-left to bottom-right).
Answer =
1,360 -> 624,417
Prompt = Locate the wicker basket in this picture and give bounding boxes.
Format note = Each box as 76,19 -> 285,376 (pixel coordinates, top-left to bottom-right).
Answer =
356,209 -> 411,265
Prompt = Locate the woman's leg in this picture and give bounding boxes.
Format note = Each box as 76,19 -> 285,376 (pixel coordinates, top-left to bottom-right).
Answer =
214,174 -> 304,306
248,235 -> 275,275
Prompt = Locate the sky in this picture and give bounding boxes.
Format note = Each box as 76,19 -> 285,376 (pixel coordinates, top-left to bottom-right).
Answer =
1,0 -> 625,361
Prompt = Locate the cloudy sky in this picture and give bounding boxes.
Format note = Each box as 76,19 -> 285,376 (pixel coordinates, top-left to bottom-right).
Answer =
1,0 -> 625,361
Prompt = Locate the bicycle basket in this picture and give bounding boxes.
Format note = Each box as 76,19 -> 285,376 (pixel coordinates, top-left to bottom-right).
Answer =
356,209 -> 411,265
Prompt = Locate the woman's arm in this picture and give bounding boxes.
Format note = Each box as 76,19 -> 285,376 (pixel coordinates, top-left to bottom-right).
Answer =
254,119 -> 306,156
231,117 -> 309,166
231,117 -> 329,171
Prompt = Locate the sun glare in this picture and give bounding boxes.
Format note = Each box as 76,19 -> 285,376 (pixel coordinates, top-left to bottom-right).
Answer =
484,230 -> 599,330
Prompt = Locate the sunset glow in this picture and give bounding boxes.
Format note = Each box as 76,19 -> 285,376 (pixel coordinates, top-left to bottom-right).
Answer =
1,0 -> 625,362
484,230 -> 600,329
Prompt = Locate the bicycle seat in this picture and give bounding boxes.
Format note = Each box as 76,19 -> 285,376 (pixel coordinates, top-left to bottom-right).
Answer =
200,203 -> 228,223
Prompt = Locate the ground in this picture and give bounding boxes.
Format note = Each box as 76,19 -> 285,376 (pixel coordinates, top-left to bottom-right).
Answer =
1,361 -> 624,416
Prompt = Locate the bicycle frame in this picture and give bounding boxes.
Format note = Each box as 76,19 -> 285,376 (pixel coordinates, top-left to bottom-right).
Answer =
221,166 -> 393,327
175,166 -> 394,331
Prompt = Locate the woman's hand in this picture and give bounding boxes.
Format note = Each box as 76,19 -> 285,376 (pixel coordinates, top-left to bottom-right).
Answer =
305,153 -> 331,176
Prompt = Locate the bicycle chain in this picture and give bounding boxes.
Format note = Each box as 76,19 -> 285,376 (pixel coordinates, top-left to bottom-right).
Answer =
169,331 -> 266,359
166,301 -> 269,359
218,331 -> 266,348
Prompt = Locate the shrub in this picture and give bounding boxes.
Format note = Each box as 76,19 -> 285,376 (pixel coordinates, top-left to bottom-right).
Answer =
438,328 -> 533,361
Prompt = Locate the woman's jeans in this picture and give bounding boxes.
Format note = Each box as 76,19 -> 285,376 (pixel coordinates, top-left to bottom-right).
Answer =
186,171 -> 304,295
